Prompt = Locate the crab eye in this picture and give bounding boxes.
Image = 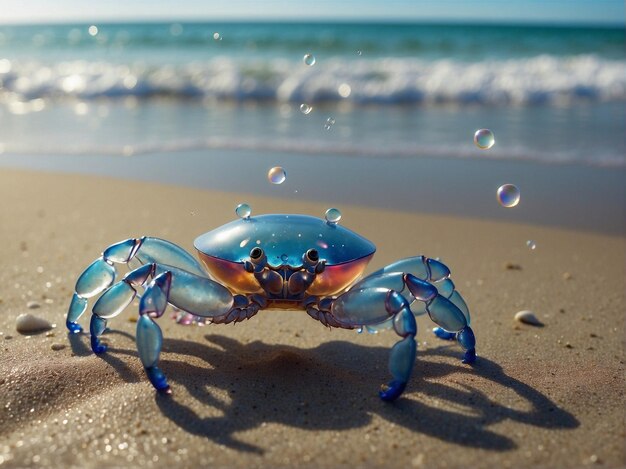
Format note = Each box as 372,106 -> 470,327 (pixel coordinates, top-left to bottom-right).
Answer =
250,247 -> 264,260
305,248 -> 319,263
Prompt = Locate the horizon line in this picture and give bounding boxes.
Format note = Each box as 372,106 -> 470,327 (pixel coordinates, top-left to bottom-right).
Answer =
0,17 -> 624,28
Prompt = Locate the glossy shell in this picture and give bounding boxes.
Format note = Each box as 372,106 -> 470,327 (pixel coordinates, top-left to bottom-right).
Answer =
194,214 -> 376,295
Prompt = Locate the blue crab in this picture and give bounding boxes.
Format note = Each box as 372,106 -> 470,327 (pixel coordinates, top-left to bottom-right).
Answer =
66,210 -> 476,401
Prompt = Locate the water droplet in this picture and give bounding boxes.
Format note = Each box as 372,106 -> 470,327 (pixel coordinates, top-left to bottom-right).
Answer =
300,103 -> 312,115
325,208 -> 342,224
474,129 -> 495,150
88,25 -> 99,37
356,50 -> 362,56
235,203 -> 251,219
267,166 -> 286,185
303,53 -> 316,66
497,184 -> 520,208
213,32 -> 221,41
280,254 -> 289,262
338,83 -> 351,98
526,240 -> 536,250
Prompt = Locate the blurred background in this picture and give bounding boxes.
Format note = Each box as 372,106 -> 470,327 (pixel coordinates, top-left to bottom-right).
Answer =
0,0 -> 624,231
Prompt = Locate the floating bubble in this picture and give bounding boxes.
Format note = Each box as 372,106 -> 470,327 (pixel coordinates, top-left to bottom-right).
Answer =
474,129 -> 495,150
303,53 -> 316,66
300,103 -> 312,115
356,50 -> 362,56
88,25 -> 99,37
326,117 -> 336,125
497,184 -> 520,208
526,240 -> 536,250
267,166 -> 286,185
323,124 -> 332,131
235,203 -> 251,219
325,208 -> 342,224
213,32 -> 221,41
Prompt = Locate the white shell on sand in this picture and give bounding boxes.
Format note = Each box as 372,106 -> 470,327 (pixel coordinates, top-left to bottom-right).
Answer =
514,310 -> 543,326
16,313 -> 53,333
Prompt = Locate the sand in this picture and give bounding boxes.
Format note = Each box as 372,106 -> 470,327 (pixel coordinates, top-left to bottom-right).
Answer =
0,168 -> 624,468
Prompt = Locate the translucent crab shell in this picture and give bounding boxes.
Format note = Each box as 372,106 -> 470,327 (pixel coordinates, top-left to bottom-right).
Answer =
194,214 -> 376,296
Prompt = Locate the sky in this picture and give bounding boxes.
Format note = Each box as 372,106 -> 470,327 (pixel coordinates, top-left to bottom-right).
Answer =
0,0 -> 623,25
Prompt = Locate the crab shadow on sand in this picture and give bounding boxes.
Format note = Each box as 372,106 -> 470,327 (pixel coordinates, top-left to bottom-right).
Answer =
69,330 -> 578,454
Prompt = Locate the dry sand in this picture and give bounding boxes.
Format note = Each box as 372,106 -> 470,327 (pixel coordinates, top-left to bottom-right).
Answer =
0,168 -> 624,468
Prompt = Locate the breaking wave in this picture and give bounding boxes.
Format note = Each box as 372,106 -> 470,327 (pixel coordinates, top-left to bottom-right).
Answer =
1,54 -> 625,106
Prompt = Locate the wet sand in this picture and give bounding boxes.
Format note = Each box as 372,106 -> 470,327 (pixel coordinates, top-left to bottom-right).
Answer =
0,168 -> 624,468
1,149 -> 624,235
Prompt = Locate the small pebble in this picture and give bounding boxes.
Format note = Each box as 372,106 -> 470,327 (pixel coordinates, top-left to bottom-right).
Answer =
514,310 -> 543,326
51,343 -> 66,351
504,262 -> 522,270
565,342 -> 573,349
26,301 -> 41,309
16,313 -> 53,334
128,317 -> 138,323
563,272 -> 572,280
45,331 -> 55,337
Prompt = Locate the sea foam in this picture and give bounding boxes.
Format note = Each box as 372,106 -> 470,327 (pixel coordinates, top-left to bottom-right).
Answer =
0,54 -> 624,106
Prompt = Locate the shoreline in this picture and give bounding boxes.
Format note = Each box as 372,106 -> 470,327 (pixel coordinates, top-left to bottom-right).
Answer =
0,168 -> 623,468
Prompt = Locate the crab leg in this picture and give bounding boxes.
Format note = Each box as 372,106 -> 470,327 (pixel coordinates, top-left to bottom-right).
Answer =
366,255 -> 450,283
136,272 -> 171,392
66,237 -> 207,333
327,287 -> 417,401
404,274 -> 476,364
87,263 -> 156,353
133,267 -> 241,392
80,255 -> 238,391
355,256 -> 474,357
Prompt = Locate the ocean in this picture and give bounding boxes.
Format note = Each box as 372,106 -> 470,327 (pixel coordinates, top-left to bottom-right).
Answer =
0,21 -> 624,234
0,21 -> 624,167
